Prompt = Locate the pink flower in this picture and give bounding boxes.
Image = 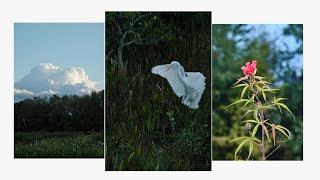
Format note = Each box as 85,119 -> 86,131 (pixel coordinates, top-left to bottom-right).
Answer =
241,60 -> 257,77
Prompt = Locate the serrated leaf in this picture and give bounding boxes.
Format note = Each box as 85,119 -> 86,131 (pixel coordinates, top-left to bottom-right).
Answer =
234,77 -> 248,85
230,136 -> 250,142
251,123 -> 260,137
258,104 -> 275,111
273,97 -> 287,103
256,80 -> 271,85
234,139 -> 250,160
276,103 -> 294,118
242,99 -> 252,108
262,91 -> 267,102
263,88 -> 279,92
232,83 -> 248,88
227,99 -> 250,107
253,76 -> 265,80
275,127 -> 290,139
241,119 -> 259,124
276,125 -> 291,137
263,125 -> 271,143
242,109 -> 255,118
277,104 -> 282,113
247,140 -> 253,160
240,85 -> 249,99
255,84 -> 262,92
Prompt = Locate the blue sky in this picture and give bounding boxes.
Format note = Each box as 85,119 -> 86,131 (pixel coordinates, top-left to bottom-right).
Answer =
14,23 -> 104,89
247,24 -> 302,71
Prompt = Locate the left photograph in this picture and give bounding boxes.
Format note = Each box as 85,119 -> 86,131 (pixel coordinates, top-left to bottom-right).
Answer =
14,23 -> 104,158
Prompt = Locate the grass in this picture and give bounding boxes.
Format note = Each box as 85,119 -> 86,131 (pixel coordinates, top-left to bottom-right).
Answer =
15,131 -> 104,158
106,68 -> 211,170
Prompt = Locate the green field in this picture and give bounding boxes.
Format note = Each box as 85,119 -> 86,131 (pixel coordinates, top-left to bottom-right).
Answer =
15,132 -> 104,158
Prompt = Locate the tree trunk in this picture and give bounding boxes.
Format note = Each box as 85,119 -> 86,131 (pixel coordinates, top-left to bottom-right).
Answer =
117,45 -> 123,69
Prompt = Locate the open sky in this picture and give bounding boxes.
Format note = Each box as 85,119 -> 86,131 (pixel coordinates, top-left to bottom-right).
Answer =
14,23 -> 104,89
248,24 -> 302,71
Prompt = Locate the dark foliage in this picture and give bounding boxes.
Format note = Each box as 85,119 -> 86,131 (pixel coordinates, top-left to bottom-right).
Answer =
14,90 -> 104,132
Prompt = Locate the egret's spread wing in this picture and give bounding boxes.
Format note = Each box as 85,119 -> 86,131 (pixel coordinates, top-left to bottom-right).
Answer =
185,72 -> 206,94
151,64 -> 170,78
152,64 -> 185,97
185,72 -> 206,108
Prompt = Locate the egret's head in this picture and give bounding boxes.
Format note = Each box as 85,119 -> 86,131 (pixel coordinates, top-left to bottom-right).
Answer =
170,61 -> 181,69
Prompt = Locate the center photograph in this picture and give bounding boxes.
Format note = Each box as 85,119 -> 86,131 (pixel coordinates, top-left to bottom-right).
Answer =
105,12 -> 212,171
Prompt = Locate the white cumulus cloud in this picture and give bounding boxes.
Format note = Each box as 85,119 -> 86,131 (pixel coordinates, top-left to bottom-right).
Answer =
15,63 -> 99,102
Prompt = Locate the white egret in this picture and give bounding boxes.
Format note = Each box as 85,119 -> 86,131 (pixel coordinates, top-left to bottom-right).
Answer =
151,61 -> 206,109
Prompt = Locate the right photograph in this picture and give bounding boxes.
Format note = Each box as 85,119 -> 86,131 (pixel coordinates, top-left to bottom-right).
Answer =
212,24 -> 303,160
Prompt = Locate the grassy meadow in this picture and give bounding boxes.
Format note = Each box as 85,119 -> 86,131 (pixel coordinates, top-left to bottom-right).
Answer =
15,132 -> 104,158
105,12 -> 211,170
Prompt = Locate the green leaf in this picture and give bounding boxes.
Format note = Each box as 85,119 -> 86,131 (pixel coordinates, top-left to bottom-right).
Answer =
127,151 -> 135,163
275,126 -> 290,139
242,109 -> 255,118
251,123 -> 260,137
253,76 -> 265,80
247,140 -> 253,160
276,125 -> 291,137
240,85 -> 249,99
257,104 -> 275,111
263,125 -> 271,143
276,104 -> 282,113
242,99 -> 252,108
262,91 -> 267,102
255,84 -> 262,92
234,77 -> 248,85
227,99 -> 251,107
256,80 -> 271,85
232,83 -> 248,88
241,119 -> 259,124
263,88 -> 279,93
234,139 -> 250,160
230,136 -> 250,142
273,97 -> 287,103
276,103 -> 294,118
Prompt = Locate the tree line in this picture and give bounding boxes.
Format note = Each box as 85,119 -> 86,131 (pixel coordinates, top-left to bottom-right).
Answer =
14,90 -> 104,132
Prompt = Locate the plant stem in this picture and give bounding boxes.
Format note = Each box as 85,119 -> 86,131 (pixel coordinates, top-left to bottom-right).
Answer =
259,110 -> 266,160
250,76 -> 266,160
265,145 -> 282,159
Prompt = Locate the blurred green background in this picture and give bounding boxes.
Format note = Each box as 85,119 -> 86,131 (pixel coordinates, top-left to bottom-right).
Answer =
212,24 -> 303,160
105,12 -> 211,170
